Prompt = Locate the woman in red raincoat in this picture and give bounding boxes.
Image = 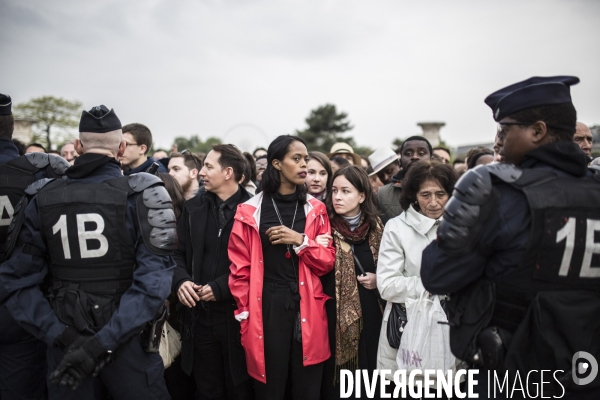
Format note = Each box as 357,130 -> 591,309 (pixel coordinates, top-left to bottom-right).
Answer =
228,135 -> 335,400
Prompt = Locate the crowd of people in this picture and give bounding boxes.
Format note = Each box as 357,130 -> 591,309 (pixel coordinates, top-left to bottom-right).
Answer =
0,74 -> 598,400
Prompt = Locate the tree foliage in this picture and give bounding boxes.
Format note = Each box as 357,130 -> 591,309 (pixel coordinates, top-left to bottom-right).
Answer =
296,104 -> 355,153
174,135 -> 222,155
13,96 -> 82,150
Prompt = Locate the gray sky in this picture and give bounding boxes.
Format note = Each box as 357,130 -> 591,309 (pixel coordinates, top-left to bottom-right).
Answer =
1,0 -> 599,152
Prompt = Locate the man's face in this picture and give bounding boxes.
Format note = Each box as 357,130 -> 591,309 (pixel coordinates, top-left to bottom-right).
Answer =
495,118 -> 538,166
168,157 -> 196,192
574,122 -> 593,158
120,133 -> 145,167
400,140 -> 431,171
376,162 -> 400,185
335,152 -> 355,165
61,143 -> 78,162
200,150 -> 228,193
432,149 -> 450,164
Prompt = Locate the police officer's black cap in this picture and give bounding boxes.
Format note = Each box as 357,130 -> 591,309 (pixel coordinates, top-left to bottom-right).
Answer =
79,105 -> 122,133
484,76 -> 579,122
0,93 -> 12,116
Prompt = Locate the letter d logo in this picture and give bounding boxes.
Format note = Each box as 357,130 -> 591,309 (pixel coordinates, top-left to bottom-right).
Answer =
572,351 -> 598,386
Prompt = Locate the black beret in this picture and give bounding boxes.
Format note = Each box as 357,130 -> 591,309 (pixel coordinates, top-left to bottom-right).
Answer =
484,76 -> 579,121
79,105 -> 122,133
0,93 -> 12,116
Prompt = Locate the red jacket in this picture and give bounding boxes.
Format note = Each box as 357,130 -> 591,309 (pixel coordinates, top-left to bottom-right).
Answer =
228,192 -> 335,384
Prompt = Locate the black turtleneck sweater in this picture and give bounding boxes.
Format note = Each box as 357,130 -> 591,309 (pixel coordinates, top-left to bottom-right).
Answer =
259,192 -> 306,282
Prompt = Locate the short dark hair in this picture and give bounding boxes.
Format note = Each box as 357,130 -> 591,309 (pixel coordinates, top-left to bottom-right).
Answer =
122,123 -> 152,155
465,146 -> 494,169
253,147 -> 267,158
400,160 -> 458,211
242,152 -> 256,185
401,136 -> 433,156
261,135 -> 308,204
211,144 -> 246,182
308,151 -> 333,192
26,143 -> 47,153
508,102 -> 577,141
170,151 -> 203,182
0,114 -> 14,139
326,165 -> 380,230
433,147 -> 451,158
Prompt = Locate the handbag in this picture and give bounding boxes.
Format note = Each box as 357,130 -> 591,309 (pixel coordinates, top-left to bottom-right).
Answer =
159,321 -> 182,368
386,302 -> 407,349
397,292 -> 456,373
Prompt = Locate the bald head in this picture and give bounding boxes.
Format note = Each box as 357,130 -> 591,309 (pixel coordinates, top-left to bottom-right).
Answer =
78,129 -> 124,158
574,122 -> 593,158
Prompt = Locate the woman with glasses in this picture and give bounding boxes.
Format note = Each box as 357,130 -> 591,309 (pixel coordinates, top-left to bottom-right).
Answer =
228,135 -> 335,400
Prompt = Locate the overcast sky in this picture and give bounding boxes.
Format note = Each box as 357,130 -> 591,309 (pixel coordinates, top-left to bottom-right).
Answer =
1,0 -> 599,152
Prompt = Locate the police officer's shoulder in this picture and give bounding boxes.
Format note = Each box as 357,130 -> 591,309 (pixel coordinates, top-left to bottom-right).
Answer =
127,172 -> 163,193
130,174 -> 177,255
24,152 -> 51,169
24,177 -> 57,196
47,153 -> 70,175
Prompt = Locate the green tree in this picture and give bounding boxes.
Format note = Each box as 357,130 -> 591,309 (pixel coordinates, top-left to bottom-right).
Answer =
13,96 -> 82,150
296,104 -> 355,153
174,135 -> 222,155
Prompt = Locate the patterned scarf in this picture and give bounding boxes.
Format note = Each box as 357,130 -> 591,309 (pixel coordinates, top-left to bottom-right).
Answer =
330,214 -> 384,372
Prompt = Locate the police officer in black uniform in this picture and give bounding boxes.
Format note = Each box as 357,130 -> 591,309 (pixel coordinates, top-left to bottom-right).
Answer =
0,93 -> 70,400
0,104 -> 176,399
421,76 -> 600,399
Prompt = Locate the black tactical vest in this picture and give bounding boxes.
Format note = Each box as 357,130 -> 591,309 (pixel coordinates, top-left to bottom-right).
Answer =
492,168 -> 600,393
491,168 -> 600,331
37,178 -> 137,294
0,154 -> 67,262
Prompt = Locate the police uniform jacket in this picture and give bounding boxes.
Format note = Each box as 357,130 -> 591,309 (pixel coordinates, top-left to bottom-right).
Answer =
0,154 -> 175,351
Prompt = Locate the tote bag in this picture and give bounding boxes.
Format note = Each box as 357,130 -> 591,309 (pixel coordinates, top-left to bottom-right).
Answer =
396,291 -> 455,374
159,321 -> 182,368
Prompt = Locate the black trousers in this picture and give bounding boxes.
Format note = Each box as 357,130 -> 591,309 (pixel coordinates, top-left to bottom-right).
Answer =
0,306 -> 47,400
255,281 -> 324,400
192,322 -> 254,400
47,334 -> 170,400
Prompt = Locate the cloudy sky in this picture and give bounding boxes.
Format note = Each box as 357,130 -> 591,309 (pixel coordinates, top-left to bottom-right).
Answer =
1,0 -> 599,152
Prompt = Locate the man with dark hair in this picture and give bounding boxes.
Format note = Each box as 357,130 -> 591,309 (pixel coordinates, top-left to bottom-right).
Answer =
169,152 -> 202,200
25,143 -> 47,153
432,146 -> 451,164
377,136 -> 432,223
173,144 -> 253,400
422,76 -> 600,397
0,104 -> 175,399
0,93 -> 70,399
120,123 -> 167,174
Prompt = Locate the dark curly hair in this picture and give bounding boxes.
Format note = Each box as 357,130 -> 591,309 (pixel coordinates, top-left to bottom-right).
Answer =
400,160 -> 458,211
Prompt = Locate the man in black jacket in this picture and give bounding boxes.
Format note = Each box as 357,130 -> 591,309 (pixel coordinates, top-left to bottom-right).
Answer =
173,144 -> 254,400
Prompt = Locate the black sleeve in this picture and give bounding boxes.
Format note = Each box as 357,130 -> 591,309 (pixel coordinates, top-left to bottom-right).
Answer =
208,273 -> 232,301
171,205 -> 192,292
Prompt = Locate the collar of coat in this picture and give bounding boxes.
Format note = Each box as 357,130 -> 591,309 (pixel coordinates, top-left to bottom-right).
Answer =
399,204 -> 440,237
234,191 -> 326,230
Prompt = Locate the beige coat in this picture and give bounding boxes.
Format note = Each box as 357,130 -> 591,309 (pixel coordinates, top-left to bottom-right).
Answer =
376,205 -> 438,378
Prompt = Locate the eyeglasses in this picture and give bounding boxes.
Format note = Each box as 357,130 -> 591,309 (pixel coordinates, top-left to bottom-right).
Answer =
180,149 -> 202,170
125,142 -> 138,148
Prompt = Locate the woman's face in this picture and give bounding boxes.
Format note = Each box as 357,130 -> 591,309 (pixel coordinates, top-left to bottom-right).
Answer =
416,179 -> 449,219
331,175 -> 365,217
275,140 -> 309,187
306,159 -> 328,195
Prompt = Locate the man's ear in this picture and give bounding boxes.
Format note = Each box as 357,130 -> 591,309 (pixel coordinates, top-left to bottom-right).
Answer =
117,140 -> 126,158
531,121 -> 550,144
139,144 -> 148,156
74,139 -> 84,155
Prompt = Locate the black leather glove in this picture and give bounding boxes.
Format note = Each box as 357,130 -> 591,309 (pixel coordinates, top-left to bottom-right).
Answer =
49,335 -> 110,390
54,326 -> 85,353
